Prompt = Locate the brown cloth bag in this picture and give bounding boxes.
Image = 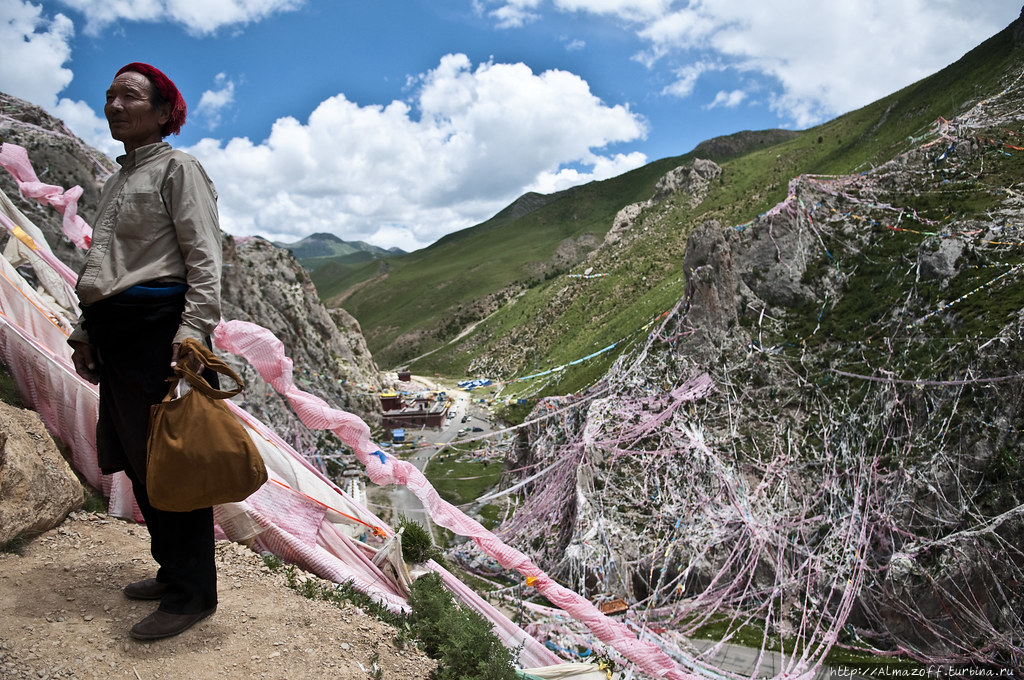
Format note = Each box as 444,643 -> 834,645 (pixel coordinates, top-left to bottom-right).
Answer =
146,337 -> 268,512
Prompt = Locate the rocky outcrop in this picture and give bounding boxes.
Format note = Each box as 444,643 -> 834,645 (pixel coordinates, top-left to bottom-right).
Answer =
603,203 -> 643,247
0,93 -> 116,273
504,69 -> 1024,666
679,219 -> 756,359
604,159 -> 721,246
651,158 -> 722,206
220,235 -> 384,433
0,401 -> 83,548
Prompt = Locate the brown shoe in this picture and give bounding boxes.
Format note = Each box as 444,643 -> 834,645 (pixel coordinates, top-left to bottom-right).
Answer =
123,578 -> 169,600
129,607 -> 216,641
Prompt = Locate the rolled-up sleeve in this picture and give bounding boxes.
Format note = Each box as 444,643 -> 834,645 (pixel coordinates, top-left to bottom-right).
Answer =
162,158 -> 222,343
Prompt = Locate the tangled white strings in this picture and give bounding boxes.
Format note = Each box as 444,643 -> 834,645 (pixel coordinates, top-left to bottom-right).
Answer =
486,70 -> 1024,676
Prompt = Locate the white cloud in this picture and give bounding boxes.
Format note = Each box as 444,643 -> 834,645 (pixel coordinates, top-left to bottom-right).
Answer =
490,0 -> 1022,128
553,0 -> 669,22
195,73 -> 236,130
0,0 -> 74,107
0,1 -> 121,158
488,0 -> 671,22
530,151 -> 648,194
490,6 -> 538,28
187,54 -> 647,251
634,8 -> 716,67
661,60 -> 715,98
731,1 -> 1018,125
50,98 -> 122,158
54,0 -> 304,36
482,0 -> 542,28
485,0 -> 672,33
692,0 -> 1004,127
707,89 -> 745,109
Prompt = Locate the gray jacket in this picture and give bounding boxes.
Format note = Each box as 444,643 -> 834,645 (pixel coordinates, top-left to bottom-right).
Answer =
72,141 -> 222,345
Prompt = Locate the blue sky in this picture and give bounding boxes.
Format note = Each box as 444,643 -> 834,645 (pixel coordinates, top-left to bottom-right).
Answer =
2,0 -> 1021,251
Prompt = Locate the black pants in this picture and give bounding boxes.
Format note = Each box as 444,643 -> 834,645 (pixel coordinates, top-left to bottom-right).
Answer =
83,291 -> 217,614
121,464 -> 217,613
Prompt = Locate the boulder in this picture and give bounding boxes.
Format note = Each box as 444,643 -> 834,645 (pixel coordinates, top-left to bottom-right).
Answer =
651,158 -> 722,206
0,401 -> 83,548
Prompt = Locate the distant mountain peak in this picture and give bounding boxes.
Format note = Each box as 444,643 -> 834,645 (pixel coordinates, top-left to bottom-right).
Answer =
690,129 -> 799,161
307,232 -> 345,243
272,233 -> 405,270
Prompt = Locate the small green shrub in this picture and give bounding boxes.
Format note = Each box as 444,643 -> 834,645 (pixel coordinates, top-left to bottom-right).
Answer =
398,515 -> 438,564
434,605 -> 518,680
82,486 -> 108,514
275,561 -> 517,679
407,572 -> 517,680
282,566 -> 403,627
0,360 -> 23,407
407,572 -> 452,657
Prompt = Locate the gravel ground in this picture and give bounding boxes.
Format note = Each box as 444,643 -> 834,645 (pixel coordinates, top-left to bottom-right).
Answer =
0,511 -> 435,679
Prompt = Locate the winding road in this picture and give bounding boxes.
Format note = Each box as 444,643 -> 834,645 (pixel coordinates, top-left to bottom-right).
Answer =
387,382 -> 476,542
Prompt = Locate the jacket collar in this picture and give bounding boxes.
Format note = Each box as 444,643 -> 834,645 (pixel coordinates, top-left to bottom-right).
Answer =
116,141 -> 171,170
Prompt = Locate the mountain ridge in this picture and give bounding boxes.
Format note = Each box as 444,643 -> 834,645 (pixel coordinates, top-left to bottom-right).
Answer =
274,232 -> 403,270
326,11 -> 1024,395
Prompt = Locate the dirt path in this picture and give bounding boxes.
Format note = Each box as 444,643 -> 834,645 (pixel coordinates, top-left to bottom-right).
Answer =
0,511 -> 435,680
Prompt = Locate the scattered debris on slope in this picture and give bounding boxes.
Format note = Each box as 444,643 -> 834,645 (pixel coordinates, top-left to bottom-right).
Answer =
495,67 -> 1024,670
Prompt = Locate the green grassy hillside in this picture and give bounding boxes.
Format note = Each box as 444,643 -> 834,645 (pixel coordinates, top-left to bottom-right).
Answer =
315,155 -> 686,358
320,18 -> 1023,395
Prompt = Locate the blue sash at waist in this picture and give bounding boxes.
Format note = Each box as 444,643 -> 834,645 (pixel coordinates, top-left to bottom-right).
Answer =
120,282 -> 188,299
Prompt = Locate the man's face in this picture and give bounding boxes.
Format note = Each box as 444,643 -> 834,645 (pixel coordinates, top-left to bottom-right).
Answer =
104,71 -> 168,153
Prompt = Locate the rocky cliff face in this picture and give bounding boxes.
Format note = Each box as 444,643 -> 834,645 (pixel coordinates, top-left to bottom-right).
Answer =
0,93 -> 116,273
220,234 -> 384,435
0,91 -> 383,451
499,72 -> 1024,667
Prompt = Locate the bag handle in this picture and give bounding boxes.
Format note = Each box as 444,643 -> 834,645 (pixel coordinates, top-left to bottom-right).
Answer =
169,337 -> 245,400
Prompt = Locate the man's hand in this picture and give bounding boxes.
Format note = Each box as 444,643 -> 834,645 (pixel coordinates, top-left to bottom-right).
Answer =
70,342 -> 100,384
170,342 -> 202,373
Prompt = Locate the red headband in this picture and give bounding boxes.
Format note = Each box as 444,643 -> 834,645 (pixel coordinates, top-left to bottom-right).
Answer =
116,62 -> 187,136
